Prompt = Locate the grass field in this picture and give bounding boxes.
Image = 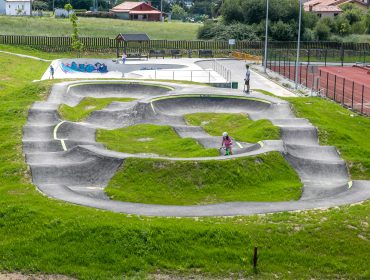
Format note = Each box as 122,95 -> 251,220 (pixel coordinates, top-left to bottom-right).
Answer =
97,124 -> 219,158
0,51 -> 369,279
0,16 -> 200,40
59,97 -> 135,122
185,113 -> 280,143
106,153 -> 302,205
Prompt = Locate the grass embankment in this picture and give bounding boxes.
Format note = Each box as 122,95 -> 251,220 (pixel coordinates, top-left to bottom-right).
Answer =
287,97 -> 370,180
59,97 -> 135,122
0,16 -> 200,40
97,124 -> 219,158
0,44 -> 115,60
106,152 -> 302,205
0,52 -> 369,279
185,113 -> 280,142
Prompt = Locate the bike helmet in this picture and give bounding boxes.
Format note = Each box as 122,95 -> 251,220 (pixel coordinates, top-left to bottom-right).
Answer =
222,132 -> 228,137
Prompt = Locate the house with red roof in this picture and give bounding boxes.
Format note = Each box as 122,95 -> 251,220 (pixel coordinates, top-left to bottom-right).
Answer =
304,0 -> 369,18
110,1 -> 162,21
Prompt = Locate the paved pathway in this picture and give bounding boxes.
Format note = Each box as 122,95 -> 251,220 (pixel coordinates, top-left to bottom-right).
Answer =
216,59 -> 296,97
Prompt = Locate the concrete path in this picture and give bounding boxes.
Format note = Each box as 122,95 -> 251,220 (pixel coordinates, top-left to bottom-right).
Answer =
197,59 -> 296,97
23,80 -> 370,216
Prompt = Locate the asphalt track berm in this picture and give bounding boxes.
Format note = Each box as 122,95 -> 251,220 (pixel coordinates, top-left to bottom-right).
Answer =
23,80 -> 370,216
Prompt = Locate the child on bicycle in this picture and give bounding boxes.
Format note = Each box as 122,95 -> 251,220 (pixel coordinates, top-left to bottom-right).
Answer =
221,132 -> 233,155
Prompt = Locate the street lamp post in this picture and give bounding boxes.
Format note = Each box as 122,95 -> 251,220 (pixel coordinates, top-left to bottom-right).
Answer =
263,0 -> 269,73
295,0 -> 302,89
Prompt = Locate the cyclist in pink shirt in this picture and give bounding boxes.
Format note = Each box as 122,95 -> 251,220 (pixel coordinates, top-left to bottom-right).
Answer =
221,132 -> 233,155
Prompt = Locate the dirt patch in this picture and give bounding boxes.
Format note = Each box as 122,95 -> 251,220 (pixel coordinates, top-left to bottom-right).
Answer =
0,273 -> 76,280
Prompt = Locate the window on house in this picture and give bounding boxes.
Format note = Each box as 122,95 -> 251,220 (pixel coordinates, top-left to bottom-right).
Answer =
334,13 -> 338,16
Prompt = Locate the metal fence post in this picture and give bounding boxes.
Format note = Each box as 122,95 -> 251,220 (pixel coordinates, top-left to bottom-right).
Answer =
342,78 -> 345,105
334,75 -> 337,101
351,81 -> 354,109
326,72 -> 329,97
208,71 -> 211,83
361,84 -> 364,114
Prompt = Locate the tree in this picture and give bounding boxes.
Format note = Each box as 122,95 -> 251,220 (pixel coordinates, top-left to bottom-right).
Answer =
314,21 -> 331,40
270,20 -> 295,41
171,4 -> 187,20
68,7 -> 83,57
64,3 -> 72,16
336,16 -> 351,36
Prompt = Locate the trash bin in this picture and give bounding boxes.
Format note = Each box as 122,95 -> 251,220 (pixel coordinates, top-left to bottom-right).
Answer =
231,82 -> 238,89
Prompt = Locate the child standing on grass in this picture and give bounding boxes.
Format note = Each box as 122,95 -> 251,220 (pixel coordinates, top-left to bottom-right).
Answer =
49,65 -> 54,79
221,132 -> 233,156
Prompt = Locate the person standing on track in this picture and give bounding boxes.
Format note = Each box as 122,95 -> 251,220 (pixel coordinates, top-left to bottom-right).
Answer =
49,65 -> 54,79
221,132 -> 233,156
244,64 -> 251,94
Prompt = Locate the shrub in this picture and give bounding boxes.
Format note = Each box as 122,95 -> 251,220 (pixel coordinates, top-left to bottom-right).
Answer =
270,20 -> 295,41
314,21 -> 331,40
76,11 -> 117,18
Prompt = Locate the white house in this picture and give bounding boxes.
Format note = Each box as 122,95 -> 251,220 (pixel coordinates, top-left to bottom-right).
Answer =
0,0 -> 6,14
5,0 -> 31,16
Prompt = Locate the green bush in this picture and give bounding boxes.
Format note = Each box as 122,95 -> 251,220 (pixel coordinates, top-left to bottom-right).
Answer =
198,22 -> 259,40
270,20 -> 295,41
314,21 -> 331,40
76,11 -> 117,18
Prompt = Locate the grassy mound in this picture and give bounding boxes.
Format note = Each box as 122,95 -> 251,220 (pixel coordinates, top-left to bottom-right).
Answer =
97,124 -> 219,157
185,113 -> 280,142
59,97 -> 135,122
106,152 -> 302,205
286,97 -> 370,180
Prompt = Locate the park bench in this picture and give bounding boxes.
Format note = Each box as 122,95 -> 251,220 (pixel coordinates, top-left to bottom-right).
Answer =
171,49 -> 182,59
199,50 -> 214,58
127,53 -> 149,60
149,49 -> 165,59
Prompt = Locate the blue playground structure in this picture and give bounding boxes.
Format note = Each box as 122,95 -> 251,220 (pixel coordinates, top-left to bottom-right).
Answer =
61,62 -> 108,73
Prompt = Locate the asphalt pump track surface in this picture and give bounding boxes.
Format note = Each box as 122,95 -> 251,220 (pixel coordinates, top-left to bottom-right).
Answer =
23,80 -> 370,216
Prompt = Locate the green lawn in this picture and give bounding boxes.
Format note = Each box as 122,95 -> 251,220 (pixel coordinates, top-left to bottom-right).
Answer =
0,44 -> 117,60
106,152 -> 302,205
97,124 -> 219,158
0,51 -> 370,279
59,97 -> 135,122
0,16 -> 200,40
185,113 -> 280,143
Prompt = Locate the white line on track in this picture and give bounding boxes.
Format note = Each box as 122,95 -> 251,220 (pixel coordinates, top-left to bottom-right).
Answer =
150,102 -> 156,114
53,121 -> 68,151
236,142 -> 243,148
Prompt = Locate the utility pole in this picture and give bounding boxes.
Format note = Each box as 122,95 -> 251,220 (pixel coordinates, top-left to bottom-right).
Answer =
295,0 -> 302,89
263,0 -> 269,73
160,0 -> 163,22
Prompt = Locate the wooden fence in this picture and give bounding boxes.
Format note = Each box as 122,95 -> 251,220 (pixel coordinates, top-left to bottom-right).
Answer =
0,35 -> 369,54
